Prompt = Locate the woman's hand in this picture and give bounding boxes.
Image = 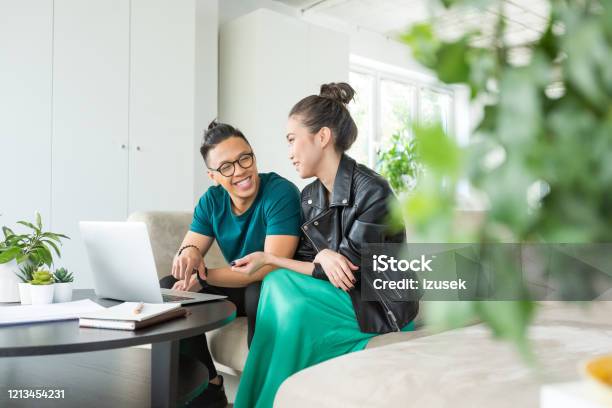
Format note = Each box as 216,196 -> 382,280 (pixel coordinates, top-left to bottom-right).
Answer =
231,252 -> 269,275
314,249 -> 358,291
172,272 -> 202,292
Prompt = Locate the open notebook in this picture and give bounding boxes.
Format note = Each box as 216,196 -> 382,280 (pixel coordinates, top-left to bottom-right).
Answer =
0,299 -> 106,326
79,302 -> 187,330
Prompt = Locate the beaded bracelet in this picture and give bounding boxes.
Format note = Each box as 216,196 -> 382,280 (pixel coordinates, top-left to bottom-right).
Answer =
178,244 -> 200,256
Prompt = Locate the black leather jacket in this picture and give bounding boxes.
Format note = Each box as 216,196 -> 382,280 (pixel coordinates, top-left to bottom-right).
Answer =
294,154 -> 419,334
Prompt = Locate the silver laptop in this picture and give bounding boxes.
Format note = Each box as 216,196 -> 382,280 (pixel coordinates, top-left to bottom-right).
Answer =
79,221 -> 226,305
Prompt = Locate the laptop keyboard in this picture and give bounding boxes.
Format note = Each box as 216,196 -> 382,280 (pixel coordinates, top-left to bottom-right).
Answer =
162,293 -> 194,303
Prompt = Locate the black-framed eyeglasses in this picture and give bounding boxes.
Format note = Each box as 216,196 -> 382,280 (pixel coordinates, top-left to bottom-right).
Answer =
208,152 -> 255,177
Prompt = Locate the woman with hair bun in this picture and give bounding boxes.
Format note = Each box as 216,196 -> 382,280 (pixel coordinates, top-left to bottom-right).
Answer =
231,82 -> 419,407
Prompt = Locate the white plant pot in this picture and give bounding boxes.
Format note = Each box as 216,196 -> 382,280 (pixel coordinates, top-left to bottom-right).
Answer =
53,282 -> 73,303
0,259 -> 21,303
18,282 -> 31,305
29,284 -> 55,305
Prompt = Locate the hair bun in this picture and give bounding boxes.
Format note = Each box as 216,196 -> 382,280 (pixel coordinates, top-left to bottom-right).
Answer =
207,119 -> 219,131
319,82 -> 355,105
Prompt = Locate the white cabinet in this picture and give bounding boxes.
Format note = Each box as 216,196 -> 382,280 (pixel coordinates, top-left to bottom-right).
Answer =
219,9 -> 349,189
0,0 -> 53,226
51,0 -> 131,286
1,0 -> 217,289
129,0 -> 196,213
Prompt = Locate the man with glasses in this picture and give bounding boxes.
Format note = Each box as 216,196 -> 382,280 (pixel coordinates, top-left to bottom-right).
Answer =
161,121 -> 301,407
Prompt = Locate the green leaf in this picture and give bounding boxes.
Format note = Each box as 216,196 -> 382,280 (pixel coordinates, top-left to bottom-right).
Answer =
401,23 -> 440,68
414,123 -> 462,177
498,67 -> 543,148
2,226 -> 15,240
435,39 -> 471,84
17,221 -> 37,231
41,232 -> 70,241
35,212 -> 42,230
41,239 -> 61,257
43,248 -> 53,266
561,19 -> 608,109
0,247 -> 21,264
31,247 -> 53,267
475,301 -> 537,362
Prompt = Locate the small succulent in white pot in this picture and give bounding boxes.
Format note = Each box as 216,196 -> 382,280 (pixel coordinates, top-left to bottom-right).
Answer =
16,263 -> 38,305
29,269 -> 55,305
52,267 -> 74,303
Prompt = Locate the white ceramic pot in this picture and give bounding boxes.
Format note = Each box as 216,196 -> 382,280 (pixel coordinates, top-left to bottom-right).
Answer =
29,284 -> 55,305
0,259 -> 21,303
18,282 -> 31,305
53,282 -> 73,303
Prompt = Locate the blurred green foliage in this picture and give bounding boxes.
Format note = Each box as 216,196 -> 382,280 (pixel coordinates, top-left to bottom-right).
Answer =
400,0 -> 612,359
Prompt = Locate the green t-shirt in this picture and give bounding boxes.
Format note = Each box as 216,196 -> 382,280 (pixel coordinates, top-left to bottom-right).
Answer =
190,172 -> 301,263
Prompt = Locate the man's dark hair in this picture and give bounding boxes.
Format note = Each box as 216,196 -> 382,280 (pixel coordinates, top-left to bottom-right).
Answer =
200,120 -> 250,164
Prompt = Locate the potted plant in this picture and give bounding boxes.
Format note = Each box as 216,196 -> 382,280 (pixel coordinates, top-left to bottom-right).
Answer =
53,267 -> 74,303
0,212 -> 69,303
16,263 -> 37,305
29,269 -> 55,304
377,132 -> 420,195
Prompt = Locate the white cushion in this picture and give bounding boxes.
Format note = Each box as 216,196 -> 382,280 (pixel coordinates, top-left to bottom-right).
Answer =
208,317 -> 250,373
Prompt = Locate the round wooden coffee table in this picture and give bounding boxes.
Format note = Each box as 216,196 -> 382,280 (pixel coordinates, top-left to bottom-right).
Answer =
0,290 -> 236,408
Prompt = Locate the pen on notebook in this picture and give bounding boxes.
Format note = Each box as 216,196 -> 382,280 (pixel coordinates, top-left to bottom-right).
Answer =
133,302 -> 144,314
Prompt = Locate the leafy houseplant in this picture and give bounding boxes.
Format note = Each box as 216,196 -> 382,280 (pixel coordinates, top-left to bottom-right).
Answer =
1,212 -> 69,268
377,133 -> 420,194
29,269 -> 55,305
399,0 -> 612,359
53,267 -> 74,303
0,212 -> 69,303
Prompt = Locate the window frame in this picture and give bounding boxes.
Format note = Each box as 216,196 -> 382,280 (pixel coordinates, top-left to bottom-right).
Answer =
349,61 -> 456,168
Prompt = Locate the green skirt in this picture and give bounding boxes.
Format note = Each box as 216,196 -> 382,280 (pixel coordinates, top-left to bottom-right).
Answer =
234,268 -> 414,408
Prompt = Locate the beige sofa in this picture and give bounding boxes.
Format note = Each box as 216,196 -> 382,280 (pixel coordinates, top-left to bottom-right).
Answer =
128,211 -> 433,374
129,211 -> 612,407
275,301 -> 612,407
128,211 -> 612,407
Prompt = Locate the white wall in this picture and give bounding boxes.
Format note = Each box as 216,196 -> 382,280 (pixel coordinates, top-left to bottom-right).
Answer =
219,9 -> 349,188
0,0 -> 53,230
220,1 -> 436,80
219,0 -> 473,146
220,0 -> 477,206
219,0 -> 297,25
194,0 -> 219,198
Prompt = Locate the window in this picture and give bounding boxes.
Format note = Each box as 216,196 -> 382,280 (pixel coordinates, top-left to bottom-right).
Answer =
348,65 -> 454,169
346,71 -> 373,166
